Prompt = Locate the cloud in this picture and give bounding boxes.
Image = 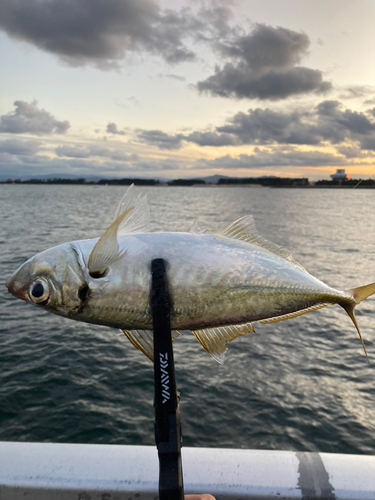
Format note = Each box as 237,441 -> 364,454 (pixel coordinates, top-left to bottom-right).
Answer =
0,0 -> 202,68
55,144 -> 138,161
338,85 -> 375,100
185,130 -> 240,147
195,149 -> 350,170
0,101 -> 70,135
106,122 -> 126,135
132,158 -> 180,171
55,145 -> 91,158
136,99 -> 375,152
136,129 -> 184,149
158,73 -> 186,81
197,24 -> 331,100
0,138 -> 41,155
188,100 -> 375,149
336,145 -> 373,158
218,24 -> 310,70
197,64 -> 331,100
358,137 -> 375,151
0,150 -> 180,179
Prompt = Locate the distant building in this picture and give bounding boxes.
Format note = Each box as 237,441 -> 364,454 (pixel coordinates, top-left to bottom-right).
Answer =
330,169 -> 350,182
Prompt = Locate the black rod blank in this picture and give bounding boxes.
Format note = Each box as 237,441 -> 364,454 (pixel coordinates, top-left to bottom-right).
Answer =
151,258 -> 184,500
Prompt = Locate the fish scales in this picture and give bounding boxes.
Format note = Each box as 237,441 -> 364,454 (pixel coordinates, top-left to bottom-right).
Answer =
5,185 -> 375,363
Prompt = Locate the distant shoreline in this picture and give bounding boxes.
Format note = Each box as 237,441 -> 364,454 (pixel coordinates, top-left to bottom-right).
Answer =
1,181 -> 375,189
1,175 -> 375,188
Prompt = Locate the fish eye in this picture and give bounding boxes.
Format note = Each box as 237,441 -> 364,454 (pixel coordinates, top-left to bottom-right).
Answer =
29,280 -> 50,304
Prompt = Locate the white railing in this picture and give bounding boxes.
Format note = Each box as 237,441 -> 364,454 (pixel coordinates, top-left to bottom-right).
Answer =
1,442 -> 374,499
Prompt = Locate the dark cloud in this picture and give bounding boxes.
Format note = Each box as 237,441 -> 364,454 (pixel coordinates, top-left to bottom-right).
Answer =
136,100 -> 375,152
197,64 -> 331,100
137,130 -> 184,149
195,3 -> 233,41
197,24 -> 331,100
188,101 -> 375,149
185,131 -> 240,147
0,0 -> 204,68
218,24 -> 310,70
215,107 -> 319,145
0,101 -> 70,135
106,123 -> 126,135
0,138 -> 41,155
336,145 -> 373,158
358,137 -> 375,151
196,149 -> 350,170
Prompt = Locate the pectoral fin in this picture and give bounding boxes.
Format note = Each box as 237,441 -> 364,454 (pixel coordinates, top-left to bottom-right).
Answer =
88,208 -> 132,274
191,323 -> 255,364
114,184 -> 150,235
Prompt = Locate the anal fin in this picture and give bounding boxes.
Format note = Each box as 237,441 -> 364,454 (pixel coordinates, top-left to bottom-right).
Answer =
257,303 -> 331,325
191,323 -> 254,364
121,329 -> 183,362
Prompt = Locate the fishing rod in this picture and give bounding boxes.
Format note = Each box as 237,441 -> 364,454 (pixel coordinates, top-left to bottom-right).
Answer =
151,258 -> 184,500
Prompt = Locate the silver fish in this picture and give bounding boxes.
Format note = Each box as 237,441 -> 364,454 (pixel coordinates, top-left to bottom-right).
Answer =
5,185 -> 375,363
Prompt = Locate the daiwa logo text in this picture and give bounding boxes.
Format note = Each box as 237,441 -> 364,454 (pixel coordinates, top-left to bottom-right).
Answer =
160,353 -> 170,404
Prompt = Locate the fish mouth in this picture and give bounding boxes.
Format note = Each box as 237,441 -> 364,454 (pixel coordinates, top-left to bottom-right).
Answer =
5,266 -> 30,301
4,274 -> 13,290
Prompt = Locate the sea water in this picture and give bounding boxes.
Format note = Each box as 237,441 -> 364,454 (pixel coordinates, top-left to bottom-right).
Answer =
1,184 -> 375,454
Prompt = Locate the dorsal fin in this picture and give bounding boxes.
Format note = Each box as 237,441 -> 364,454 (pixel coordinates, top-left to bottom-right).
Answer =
191,322 -> 255,364
114,184 -> 150,235
219,215 -> 301,265
190,218 -> 206,234
88,208 -> 132,274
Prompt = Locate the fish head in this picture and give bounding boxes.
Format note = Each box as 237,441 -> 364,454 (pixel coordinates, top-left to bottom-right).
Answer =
5,242 -> 88,318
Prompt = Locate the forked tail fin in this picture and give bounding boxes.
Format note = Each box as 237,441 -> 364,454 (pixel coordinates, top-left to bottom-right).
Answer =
344,282 -> 375,363
347,282 -> 375,305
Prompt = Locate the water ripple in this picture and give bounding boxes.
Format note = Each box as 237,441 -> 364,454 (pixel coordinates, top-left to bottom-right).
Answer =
1,185 -> 375,453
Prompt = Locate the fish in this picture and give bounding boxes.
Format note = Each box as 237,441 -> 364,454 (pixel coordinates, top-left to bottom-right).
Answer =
5,185 -> 375,364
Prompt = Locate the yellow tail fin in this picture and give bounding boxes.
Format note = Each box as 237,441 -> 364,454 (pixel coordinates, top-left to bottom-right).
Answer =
344,282 -> 375,363
347,282 -> 375,305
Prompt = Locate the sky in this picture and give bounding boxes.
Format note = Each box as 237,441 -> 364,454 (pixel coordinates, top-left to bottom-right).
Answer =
1,0 -> 375,181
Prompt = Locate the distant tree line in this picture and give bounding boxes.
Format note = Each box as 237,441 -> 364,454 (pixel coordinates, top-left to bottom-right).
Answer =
3,176 -> 375,187
167,179 -> 205,186
97,178 -> 159,185
5,178 -> 86,184
218,177 -> 309,187
315,178 -> 375,187
4,177 -> 158,185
